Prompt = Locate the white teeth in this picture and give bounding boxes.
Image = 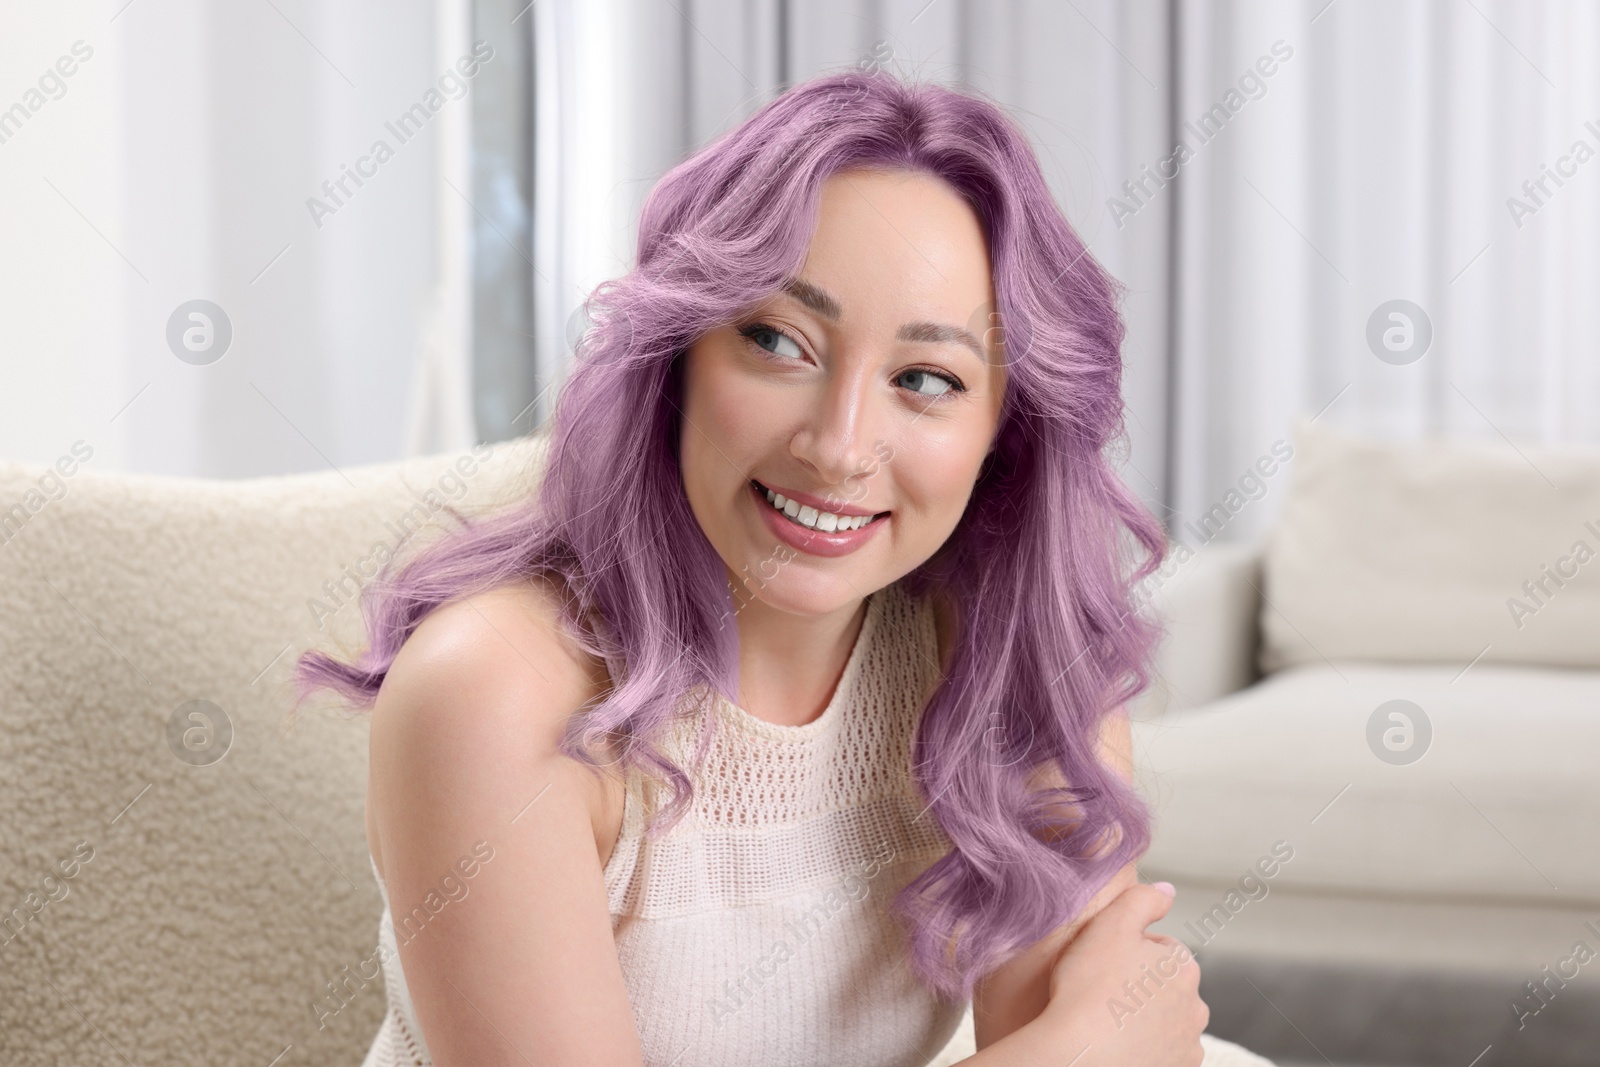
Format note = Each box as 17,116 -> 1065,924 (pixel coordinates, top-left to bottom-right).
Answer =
758,483 -> 873,533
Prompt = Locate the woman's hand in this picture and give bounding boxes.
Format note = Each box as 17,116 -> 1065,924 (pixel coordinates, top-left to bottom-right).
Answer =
1042,881 -> 1208,1067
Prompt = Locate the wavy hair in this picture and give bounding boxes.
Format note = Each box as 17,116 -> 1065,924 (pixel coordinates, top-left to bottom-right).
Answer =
294,67 -> 1167,1002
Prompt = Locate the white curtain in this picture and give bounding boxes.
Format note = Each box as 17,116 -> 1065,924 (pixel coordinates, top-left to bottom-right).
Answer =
526,0 -> 1600,540
0,0 -> 474,478
406,0 -> 480,458
10,1 -> 1593,499
1167,0 -> 1600,543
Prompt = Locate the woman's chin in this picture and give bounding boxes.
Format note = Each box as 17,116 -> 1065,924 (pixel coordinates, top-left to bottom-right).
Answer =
726,568 -> 876,621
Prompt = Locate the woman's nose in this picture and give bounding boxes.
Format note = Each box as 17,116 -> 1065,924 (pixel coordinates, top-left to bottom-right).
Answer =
789,369 -> 884,494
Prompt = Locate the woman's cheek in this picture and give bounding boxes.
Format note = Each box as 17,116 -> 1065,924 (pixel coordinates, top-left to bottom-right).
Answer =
897,440 -> 982,544
682,344 -> 764,488
703,357 -> 787,452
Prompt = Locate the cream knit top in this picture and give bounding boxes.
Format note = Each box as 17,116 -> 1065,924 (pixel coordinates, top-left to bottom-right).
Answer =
361,579 -> 968,1067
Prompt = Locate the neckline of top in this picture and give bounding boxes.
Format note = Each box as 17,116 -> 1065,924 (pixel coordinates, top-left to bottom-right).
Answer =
713,585 -> 886,743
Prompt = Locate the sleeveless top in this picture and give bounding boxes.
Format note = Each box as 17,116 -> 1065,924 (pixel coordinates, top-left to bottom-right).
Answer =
360,579 -> 968,1067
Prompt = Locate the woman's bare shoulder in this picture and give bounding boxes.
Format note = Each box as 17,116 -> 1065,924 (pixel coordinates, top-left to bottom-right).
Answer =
363,577 -> 643,1065
381,575 -> 611,746
365,574 -> 626,869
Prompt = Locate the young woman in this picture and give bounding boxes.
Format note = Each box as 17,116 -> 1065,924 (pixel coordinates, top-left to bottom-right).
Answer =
297,69 -> 1275,1067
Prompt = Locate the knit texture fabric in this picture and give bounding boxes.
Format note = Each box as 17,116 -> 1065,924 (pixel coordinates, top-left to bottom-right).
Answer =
362,578 -> 967,1066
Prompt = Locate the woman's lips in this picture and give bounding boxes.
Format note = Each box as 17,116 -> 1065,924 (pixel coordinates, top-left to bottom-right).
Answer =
749,480 -> 888,558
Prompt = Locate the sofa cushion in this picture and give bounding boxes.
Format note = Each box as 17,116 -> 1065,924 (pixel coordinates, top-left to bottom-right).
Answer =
0,435 -> 546,1067
1260,417 -> 1600,672
1133,662 -> 1600,906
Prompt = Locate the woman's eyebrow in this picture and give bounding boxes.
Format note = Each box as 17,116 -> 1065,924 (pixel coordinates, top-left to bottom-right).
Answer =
783,277 -> 843,320
781,276 -> 988,366
895,321 -> 986,366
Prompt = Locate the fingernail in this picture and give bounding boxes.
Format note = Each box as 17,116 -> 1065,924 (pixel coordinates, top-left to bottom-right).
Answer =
1153,881 -> 1175,898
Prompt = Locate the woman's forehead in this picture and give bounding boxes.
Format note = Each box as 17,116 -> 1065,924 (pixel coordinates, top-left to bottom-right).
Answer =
787,169 -> 1002,365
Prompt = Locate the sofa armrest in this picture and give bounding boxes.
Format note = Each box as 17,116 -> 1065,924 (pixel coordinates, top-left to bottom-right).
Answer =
1130,539 -> 1264,718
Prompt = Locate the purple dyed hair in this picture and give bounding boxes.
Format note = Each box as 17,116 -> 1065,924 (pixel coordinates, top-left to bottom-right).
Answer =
294,67 -> 1167,1003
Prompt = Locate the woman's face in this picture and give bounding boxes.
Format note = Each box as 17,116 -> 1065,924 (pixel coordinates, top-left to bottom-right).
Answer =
680,166 -> 1008,619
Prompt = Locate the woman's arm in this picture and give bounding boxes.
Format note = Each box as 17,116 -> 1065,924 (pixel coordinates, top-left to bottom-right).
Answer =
970,703 -> 1141,1051
948,999 -> 1104,1066
366,581 -> 643,1067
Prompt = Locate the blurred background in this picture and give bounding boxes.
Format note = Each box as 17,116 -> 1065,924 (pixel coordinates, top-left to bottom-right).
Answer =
3,3 -> 1599,1067
6,0 -> 1597,532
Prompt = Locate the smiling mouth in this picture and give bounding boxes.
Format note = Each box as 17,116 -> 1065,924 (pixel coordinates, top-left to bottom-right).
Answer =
750,480 -> 890,533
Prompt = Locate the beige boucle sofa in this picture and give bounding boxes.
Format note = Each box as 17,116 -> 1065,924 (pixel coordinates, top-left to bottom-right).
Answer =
0,432 -> 548,1066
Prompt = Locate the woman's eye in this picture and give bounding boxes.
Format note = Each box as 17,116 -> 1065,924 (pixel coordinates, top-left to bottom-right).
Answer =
897,368 -> 962,398
740,324 -> 805,360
